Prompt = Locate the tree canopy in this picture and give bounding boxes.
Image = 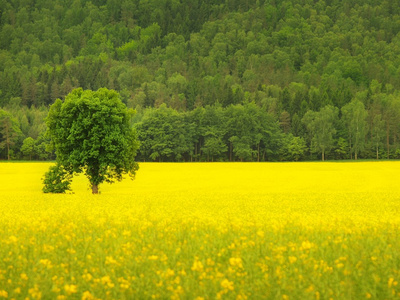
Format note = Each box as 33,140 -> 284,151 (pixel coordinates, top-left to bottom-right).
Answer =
46,88 -> 139,193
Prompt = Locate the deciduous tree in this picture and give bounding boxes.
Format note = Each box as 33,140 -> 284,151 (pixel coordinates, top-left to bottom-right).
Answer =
46,88 -> 140,194
372,114 -> 385,159
342,100 -> 368,160
302,105 -> 338,161
0,110 -> 21,161
21,137 -> 35,160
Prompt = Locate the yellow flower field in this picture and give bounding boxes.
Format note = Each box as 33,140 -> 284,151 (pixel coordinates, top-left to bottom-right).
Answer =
1,162 -> 400,299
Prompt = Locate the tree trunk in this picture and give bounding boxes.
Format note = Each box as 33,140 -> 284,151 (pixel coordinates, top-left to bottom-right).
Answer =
376,147 -> 379,160
387,124 -> 390,159
349,137 -> 352,160
229,142 -> 232,162
355,152 -> 357,160
199,141 -> 202,160
92,184 -> 99,194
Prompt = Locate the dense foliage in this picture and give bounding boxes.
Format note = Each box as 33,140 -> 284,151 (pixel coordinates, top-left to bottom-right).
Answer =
42,164 -> 72,193
1,0 -> 400,161
46,88 -> 139,193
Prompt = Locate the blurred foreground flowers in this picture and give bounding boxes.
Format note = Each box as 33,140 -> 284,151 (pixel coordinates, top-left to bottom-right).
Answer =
1,162 -> 400,299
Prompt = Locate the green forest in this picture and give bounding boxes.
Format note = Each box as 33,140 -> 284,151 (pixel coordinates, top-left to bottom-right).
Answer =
1,0 -> 400,161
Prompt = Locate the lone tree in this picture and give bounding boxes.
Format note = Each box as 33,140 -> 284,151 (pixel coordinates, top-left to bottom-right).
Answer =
45,88 -> 140,194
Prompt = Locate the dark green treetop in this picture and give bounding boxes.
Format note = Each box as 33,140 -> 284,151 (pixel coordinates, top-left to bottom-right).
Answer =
46,88 -> 139,193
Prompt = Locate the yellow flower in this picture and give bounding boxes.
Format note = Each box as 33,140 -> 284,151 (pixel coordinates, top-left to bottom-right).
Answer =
257,230 -> 265,238
0,290 -> 8,298
301,241 -> 313,250
206,258 -> 215,266
28,285 -> 42,300
388,277 -> 395,288
336,263 -> 344,269
101,276 -> 115,288
8,236 -> 18,243
306,285 -> 314,293
229,257 -> 243,268
191,258 -> 204,272
64,284 -> 78,295
221,279 -> 234,291
315,291 -> 320,300
165,268 -> 175,277
39,259 -> 52,268
105,256 -> 118,265
67,248 -> 76,254
82,291 -> 95,300
118,277 -> 130,290
82,273 -> 93,282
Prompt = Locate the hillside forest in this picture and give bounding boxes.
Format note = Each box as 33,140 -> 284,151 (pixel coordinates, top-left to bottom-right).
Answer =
1,0 -> 400,161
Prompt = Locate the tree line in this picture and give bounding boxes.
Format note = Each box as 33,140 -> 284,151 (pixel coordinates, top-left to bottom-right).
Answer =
1,83 -> 400,161
134,87 -> 400,162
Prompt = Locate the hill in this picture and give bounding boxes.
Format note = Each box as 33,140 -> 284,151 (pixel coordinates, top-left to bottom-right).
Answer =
1,0 -> 400,161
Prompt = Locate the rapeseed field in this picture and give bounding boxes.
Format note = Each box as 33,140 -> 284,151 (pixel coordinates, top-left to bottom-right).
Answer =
1,162 -> 400,299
